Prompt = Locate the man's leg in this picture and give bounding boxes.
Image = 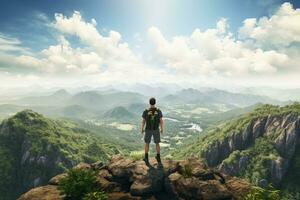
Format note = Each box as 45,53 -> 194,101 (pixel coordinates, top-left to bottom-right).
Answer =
144,143 -> 149,162
153,130 -> 161,163
143,131 -> 151,163
155,143 -> 161,163
155,143 -> 160,154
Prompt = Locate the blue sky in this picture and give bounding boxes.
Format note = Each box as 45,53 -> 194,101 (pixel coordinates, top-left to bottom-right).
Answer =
1,0 -> 299,51
0,0 -> 300,89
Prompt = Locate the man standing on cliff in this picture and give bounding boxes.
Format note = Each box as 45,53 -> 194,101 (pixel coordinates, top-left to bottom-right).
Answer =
141,97 -> 164,164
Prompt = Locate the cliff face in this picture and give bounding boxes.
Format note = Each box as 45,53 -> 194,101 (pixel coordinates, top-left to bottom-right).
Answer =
201,112 -> 300,186
0,111 -> 71,200
18,155 -> 251,200
0,110 -> 120,200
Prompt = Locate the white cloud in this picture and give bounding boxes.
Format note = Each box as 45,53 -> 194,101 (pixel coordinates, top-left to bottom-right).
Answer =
1,3 -> 300,89
15,55 -> 42,68
0,11 -> 174,86
48,11 -> 183,85
239,2 -> 300,48
52,11 -> 134,62
51,11 -> 142,74
0,34 -> 28,53
146,2 -> 300,82
216,18 -> 229,34
91,18 -> 97,26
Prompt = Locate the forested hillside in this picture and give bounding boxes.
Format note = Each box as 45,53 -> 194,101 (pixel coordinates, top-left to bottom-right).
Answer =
174,103 -> 300,197
0,110 -> 123,200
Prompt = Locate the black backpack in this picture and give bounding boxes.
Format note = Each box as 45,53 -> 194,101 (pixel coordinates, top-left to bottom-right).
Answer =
145,107 -> 160,130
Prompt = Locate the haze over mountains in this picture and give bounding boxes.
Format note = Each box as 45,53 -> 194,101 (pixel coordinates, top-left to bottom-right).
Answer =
240,87 -> 300,102
1,84 -> 300,199
0,84 -> 288,120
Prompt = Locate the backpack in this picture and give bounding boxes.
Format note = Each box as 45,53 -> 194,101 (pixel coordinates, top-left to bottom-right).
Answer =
145,107 -> 160,130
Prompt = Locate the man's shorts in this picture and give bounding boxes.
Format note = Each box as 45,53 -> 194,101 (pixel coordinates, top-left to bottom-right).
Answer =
144,129 -> 161,144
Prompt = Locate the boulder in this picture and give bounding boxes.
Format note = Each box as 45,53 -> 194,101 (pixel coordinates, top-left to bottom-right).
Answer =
108,156 -> 135,178
107,192 -> 143,200
98,169 -> 113,180
225,177 -> 251,199
73,162 -> 91,170
107,192 -> 132,200
130,178 -> 153,196
48,173 -> 67,185
199,180 -> 232,200
97,177 -> 122,192
17,185 -> 63,200
170,176 -> 203,199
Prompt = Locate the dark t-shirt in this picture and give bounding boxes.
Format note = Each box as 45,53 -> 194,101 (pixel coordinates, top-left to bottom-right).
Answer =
142,107 -> 163,130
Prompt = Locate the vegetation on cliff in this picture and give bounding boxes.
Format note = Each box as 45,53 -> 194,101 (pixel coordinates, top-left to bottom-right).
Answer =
0,110 -> 122,200
174,103 -> 300,197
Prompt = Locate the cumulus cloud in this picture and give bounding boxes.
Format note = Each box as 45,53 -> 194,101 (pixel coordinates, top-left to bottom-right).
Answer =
52,11 -> 136,63
0,11 -> 173,86
239,2 -> 300,48
147,3 -> 300,78
1,38 -> 103,75
49,11 -> 151,77
1,3 -> 300,88
148,23 -> 289,76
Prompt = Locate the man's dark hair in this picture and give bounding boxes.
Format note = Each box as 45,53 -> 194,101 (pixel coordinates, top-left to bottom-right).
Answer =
149,97 -> 156,105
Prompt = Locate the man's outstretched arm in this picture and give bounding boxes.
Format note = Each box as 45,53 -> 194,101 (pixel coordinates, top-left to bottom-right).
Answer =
141,118 -> 146,134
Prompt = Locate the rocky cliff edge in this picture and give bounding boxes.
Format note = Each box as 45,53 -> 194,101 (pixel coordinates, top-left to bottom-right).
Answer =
18,155 -> 251,200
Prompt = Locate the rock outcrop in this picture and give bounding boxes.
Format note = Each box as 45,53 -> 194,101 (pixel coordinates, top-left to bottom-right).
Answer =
18,155 -> 251,200
201,113 -> 300,186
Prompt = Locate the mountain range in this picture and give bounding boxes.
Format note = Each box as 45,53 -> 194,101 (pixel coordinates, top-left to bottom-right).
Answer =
104,106 -> 137,121
163,88 -> 278,107
0,87 -> 281,120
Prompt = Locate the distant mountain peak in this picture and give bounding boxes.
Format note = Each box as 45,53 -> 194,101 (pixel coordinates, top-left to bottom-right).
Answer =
52,89 -> 70,96
104,106 -> 135,119
181,88 -> 199,92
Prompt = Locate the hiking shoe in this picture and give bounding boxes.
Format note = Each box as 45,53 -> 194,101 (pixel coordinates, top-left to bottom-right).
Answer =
155,155 -> 161,163
143,157 -> 149,163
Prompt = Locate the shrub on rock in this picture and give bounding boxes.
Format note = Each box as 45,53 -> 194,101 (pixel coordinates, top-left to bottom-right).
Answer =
82,191 -> 107,200
58,168 -> 104,200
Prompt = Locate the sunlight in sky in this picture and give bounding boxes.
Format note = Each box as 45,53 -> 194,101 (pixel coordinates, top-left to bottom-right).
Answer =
0,0 -> 300,89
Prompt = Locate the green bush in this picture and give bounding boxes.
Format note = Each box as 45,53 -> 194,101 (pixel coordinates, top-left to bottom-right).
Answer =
129,151 -> 145,161
82,191 -> 107,200
58,168 -> 100,200
280,190 -> 300,200
179,164 -> 193,178
244,185 -> 280,200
